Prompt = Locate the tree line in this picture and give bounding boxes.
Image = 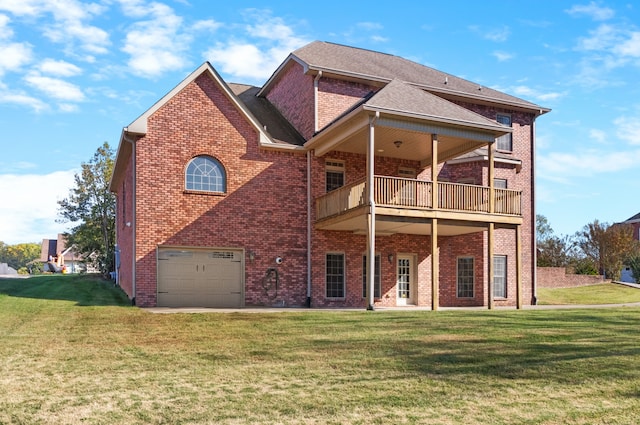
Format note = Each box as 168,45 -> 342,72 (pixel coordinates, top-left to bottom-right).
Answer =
537,214 -> 640,281
1,142 -> 115,276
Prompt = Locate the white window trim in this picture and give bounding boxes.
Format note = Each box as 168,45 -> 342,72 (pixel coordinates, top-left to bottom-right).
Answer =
325,252 -> 346,299
456,256 -> 475,298
493,255 -> 507,299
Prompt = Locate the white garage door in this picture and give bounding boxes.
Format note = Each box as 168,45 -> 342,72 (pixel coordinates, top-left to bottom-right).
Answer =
157,248 -> 244,308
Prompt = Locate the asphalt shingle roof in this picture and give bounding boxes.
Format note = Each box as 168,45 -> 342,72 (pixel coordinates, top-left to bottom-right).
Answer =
292,41 -> 548,113
364,79 -> 508,130
229,83 -> 305,146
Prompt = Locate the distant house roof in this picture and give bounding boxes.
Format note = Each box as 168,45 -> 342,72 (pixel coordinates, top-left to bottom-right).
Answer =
40,234 -> 81,262
623,212 -> 640,223
261,41 -> 550,115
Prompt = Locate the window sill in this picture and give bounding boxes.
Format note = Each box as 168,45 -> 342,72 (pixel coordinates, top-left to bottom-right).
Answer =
183,190 -> 226,196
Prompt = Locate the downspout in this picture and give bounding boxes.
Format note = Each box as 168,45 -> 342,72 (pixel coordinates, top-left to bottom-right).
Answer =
366,111 -> 379,311
531,117 -> 537,305
306,150 -> 312,307
123,132 -> 137,306
307,70 -> 322,308
314,71 -> 322,132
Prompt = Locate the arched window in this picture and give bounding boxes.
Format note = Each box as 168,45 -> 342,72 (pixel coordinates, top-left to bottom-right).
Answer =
185,156 -> 226,193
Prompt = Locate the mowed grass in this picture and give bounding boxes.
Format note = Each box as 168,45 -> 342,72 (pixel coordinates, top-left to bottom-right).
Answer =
537,282 -> 640,305
1,276 -> 640,424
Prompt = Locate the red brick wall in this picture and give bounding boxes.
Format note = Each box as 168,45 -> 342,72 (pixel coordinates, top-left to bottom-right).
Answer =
264,61 -> 315,139
131,73 -> 308,307
317,77 -> 376,130
115,157 -> 134,301
537,267 -> 608,288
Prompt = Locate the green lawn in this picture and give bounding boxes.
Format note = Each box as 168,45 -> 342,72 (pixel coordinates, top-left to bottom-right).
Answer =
1,275 -> 640,424
537,282 -> 640,305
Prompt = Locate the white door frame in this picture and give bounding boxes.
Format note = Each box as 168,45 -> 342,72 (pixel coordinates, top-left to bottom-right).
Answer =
396,253 -> 416,306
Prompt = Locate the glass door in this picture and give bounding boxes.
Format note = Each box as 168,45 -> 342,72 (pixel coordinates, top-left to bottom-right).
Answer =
397,255 -> 414,305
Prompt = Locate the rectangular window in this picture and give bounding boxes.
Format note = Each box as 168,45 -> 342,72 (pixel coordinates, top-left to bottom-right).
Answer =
398,167 -> 417,179
457,257 -> 475,298
325,160 -> 345,192
493,255 -> 507,298
494,178 -> 507,189
496,114 -> 513,151
362,255 -> 381,298
326,253 -> 345,298
458,177 -> 476,185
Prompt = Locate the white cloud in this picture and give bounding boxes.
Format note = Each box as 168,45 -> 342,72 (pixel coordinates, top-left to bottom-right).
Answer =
0,13 -> 12,38
0,41 -> 32,74
191,19 -> 221,32
58,102 -> 78,112
121,1 -> 191,78
0,0 -> 110,56
24,71 -> 84,101
470,25 -> 510,42
39,58 -> 82,77
0,170 -> 76,244
589,128 -> 607,143
492,51 -> 514,62
538,148 -> 640,182
356,22 -> 383,31
0,0 -> 41,16
566,2 -> 615,21
0,88 -> 47,111
576,24 -> 619,51
511,85 -> 566,103
615,31 -> 640,57
204,11 -> 308,83
614,115 -> 640,145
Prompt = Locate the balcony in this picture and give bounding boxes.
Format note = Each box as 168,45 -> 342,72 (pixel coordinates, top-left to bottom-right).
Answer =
316,176 -> 522,234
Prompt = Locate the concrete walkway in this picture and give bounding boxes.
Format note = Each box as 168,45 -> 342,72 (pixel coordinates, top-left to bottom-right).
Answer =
145,302 -> 640,314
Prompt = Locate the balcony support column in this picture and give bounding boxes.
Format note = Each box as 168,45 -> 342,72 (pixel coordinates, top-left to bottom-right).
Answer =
431,134 -> 438,209
431,218 -> 439,311
488,222 -> 494,310
516,225 -> 523,309
489,142 -> 495,213
366,113 -> 378,311
430,134 -> 439,311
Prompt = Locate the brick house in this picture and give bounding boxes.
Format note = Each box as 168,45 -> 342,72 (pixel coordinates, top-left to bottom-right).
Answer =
621,212 -> 640,242
109,41 -> 549,309
620,212 -> 640,283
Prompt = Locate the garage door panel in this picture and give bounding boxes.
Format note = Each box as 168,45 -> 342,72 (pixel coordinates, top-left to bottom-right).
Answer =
157,248 -> 243,308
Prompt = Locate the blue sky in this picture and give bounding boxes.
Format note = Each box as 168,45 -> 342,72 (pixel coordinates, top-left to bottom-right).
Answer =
0,0 -> 639,244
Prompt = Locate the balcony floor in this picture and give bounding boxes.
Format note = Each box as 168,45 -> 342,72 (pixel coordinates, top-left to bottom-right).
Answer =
316,206 -> 521,236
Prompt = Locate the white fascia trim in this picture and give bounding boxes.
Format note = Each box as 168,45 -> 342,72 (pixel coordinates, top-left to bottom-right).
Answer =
446,154 -> 522,166
363,104 -> 512,135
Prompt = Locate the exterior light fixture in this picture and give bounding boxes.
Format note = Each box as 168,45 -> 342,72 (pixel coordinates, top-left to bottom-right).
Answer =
388,253 -> 394,263
394,140 -> 403,148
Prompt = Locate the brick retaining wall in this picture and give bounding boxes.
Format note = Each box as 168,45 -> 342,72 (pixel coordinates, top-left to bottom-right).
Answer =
537,267 -> 608,288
